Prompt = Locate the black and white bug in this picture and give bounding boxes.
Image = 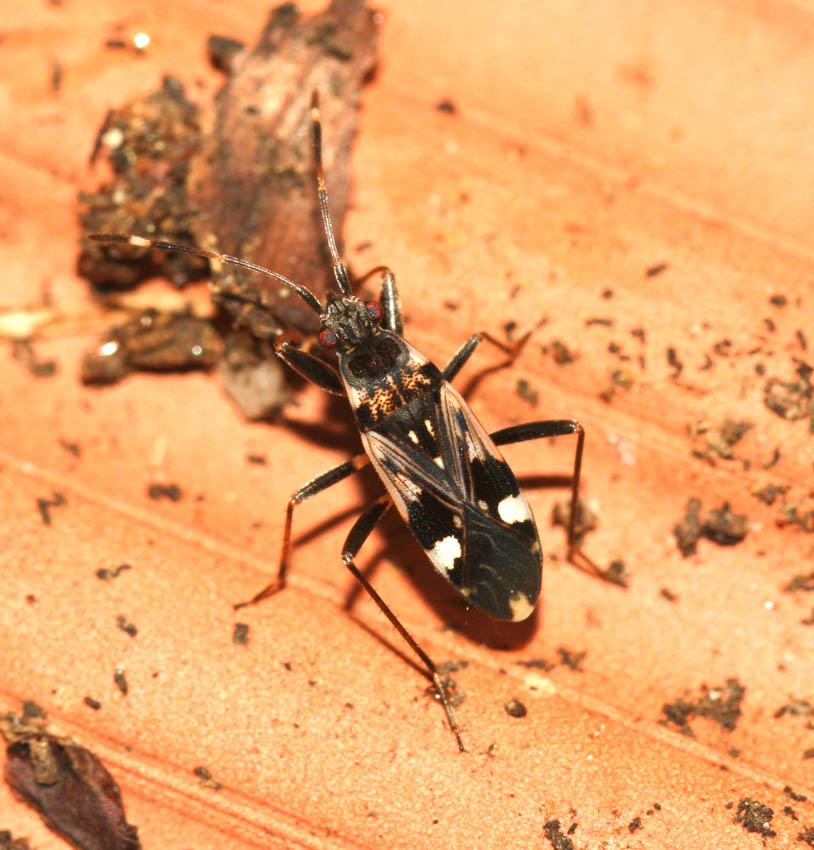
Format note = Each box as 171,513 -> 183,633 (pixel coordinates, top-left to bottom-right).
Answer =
90,92 -> 597,751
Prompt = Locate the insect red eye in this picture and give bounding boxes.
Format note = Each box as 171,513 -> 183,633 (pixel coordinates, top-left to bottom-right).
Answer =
319,328 -> 337,348
366,300 -> 384,321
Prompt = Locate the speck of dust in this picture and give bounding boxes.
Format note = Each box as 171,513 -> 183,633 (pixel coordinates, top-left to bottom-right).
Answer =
133,32 -> 151,49
764,600 -> 775,611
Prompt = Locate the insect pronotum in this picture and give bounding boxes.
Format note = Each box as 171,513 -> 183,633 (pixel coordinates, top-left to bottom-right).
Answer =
90,91 -> 602,751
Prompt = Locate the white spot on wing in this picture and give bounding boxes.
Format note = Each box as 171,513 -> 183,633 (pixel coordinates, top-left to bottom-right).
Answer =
509,592 -> 535,622
430,535 -> 462,572
424,419 -> 435,437
498,494 -> 532,525
408,430 -> 419,444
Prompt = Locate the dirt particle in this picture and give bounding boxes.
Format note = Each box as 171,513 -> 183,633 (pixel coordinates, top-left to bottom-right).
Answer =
36,491 -> 66,525
774,699 -> 813,719
689,418 -> 752,465
733,798 -> 776,837
557,648 -> 586,671
784,785 -> 807,802
601,559 -> 630,587
599,367 -> 634,402
673,499 -> 748,556
751,483 -> 788,506
630,326 -> 646,343
543,820 -> 574,850
0,830 -> 35,850
776,500 -> 814,534
784,573 -> 814,593
22,701 -> 46,719
543,339 -> 576,365
515,378 -> 539,407
147,483 -> 183,501
703,502 -> 749,546
59,439 -> 81,457
193,765 -> 222,790
114,667 -> 128,696
516,658 -> 555,671
763,358 -> 814,428
662,677 -> 745,734
116,615 -> 138,638
673,497 -> 703,556
504,699 -> 527,718
96,563 -> 131,581
666,346 -> 682,377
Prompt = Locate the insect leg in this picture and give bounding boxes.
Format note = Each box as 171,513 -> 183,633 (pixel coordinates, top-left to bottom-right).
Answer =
274,336 -> 345,395
442,329 -> 535,383
234,453 -> 370,610
490,420 -> 618,584
352,265 -> 402,335
379,270 -> 402,335
341,495 -> 465,751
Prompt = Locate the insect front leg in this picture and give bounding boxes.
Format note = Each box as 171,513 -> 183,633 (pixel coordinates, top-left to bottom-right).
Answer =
341,495 -> 465,751
378,270 -> 402,335
490,419 -> 622,585
353,265 -> 402,335
234,453 -> 370,610
274,335 -> 345,395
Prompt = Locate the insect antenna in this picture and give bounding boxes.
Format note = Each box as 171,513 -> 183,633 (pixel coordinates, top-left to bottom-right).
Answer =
310,90 -> 353,296
86,233 -> 325,316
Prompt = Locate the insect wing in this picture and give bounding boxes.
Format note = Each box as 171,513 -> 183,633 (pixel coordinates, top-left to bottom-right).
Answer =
363,382 -> 541,621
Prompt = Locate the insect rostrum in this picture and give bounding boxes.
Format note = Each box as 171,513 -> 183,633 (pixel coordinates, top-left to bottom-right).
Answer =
90,92 -> 592,751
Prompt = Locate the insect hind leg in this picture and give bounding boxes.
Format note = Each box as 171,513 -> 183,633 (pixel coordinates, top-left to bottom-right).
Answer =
490,419 -> 625,587
234,453 -> 369,610
341,494 -> 466,751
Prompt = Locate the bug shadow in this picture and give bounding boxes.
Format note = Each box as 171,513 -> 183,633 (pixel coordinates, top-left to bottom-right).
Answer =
277,392 -> 363,457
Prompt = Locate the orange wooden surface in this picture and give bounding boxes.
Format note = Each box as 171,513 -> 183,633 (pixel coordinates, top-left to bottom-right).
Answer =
1,1 -> 812,848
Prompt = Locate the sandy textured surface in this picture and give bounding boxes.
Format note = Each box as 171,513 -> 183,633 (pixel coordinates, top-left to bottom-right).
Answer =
1,1 -> 812,847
